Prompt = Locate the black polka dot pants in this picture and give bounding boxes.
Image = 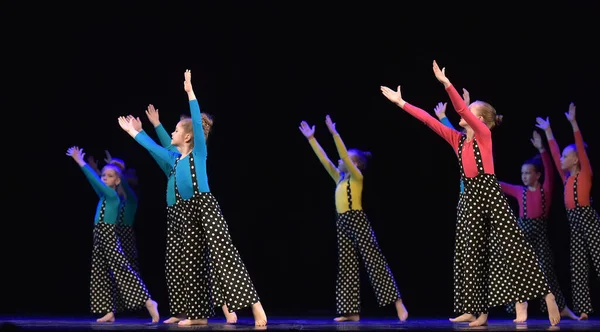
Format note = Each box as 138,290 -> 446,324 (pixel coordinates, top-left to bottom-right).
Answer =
90,222 -> 150,314
165,203 -> 213,320
453,175 -> 550,315
117,224 -> 140,273
567,206 -> 600,315
335,210 -> 401,315
198,193 -> 259,313
506,217 -> 566,313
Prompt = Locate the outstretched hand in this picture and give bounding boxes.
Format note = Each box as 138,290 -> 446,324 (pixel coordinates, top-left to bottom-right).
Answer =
118,116 -> 136,133
87,155 -> 98,169
127,115 -> 143,132
565,102 -> 576,122
433,102 -> 448,120
380,85 -> 404,106
298,121 -> 315,139
184,69 -> 192,92
325,115 -> 338,135
530,131 -> 544,150
535,117 -> 551,131
462,88 -> 470,106
66,146 -> 86,165
145,104 -> 160,126
432,60 -> 450,86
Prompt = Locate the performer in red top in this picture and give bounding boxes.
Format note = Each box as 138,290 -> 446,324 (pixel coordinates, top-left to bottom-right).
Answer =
499,131 -> 577,321
537,103 -> 600,320
380,61 -> 560,327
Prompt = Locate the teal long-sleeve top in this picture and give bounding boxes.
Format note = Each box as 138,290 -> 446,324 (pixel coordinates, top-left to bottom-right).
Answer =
440,116 -> 465,194
80,164 -> 121,224
119,179 -> 138,226
134,99 -> 209,206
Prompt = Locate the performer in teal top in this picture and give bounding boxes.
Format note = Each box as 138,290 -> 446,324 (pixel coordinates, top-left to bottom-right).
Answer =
66,146 -> 159,323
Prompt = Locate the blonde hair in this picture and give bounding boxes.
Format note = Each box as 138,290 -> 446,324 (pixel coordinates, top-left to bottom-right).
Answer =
179,113 -> 214,142
471,100 -> 503,129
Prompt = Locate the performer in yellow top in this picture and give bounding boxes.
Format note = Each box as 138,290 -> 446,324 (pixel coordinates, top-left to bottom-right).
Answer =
299,115 -> 408,322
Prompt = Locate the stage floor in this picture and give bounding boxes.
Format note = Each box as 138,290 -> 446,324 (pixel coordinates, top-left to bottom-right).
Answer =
0,317 -> 598,331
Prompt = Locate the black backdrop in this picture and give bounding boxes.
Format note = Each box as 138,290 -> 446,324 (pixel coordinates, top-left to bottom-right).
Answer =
3,2 -> 600,319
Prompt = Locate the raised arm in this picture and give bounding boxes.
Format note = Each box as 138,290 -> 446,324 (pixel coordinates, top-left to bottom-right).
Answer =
299,120 -> 340,183
380,85 -> 460,148
531,130 -> 554,194
499,181 -> 523,199
183,70 -> 207,158
118,116 -> 179,167
325,115 -> 362,181
536,116 -> 566,182
138,130 -> 173,176
434,102 -> 457,130
145,104 -> 173,148
120,173 -> 138,203
566,103 -> 592,175
66,146 -> 119,199
432,61 -> 490,138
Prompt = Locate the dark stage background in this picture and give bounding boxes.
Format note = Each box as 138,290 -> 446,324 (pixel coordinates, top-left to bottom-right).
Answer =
4,2 -> 600,319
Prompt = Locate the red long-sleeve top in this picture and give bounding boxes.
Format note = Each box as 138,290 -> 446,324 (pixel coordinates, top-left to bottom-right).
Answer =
499,150 -> 554,218
402,85 -> 495,177
548,130 -> 593,209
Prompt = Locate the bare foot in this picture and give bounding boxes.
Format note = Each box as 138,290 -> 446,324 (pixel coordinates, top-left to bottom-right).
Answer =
163,314 -> 185,324
334,314 -> 360,322
545,293 -> 560,326
252,301 -> 267,327
579,313 -> 588,320
145,299 -> 160,323
449,313 -> 475,322
96,312 -> 115,323
394,299 -> 408,322
178,319 -> 208,326
222,304 -> 237,324
513,302 -> 528,323
561,306 -> 578,320
468,313 -> 488,327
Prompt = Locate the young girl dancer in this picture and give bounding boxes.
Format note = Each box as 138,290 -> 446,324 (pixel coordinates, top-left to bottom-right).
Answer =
380,60 -> 560,327
298,115 -> 408,322
536,103 -> 600,320
499,131 -> 577,321
66,146 -> 159,323
117,70 -> 267,327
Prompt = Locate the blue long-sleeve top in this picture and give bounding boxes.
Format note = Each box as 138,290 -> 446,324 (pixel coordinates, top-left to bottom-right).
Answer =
138,128 -> 177,177
119,178 -> 138,226
439,116 -> 465,194
134,99 -> 209,206
80,164 -> 121,224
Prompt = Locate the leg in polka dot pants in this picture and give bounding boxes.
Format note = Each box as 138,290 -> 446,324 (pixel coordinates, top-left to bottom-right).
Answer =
334,177 -> 402,318
567,205 -> 600,316
90,222 -> 151,315
453,136 -> 555,325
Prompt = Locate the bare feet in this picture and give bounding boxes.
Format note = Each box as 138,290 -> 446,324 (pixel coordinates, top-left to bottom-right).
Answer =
545,293 -> 560,326
560,306 -> 578,320
468,313 -> 488,327
163,314 -> 185,324
449,313 -> 475,322
178,319 -> 208,326
579,313 -> 588,320
252,301 -> 267,327
395,299 -> 408,322
334,314 -> 360,322
96,312 -> 115,323
513,302 -> 528,323
222,304 -> 237,324
145,299 -> 160,323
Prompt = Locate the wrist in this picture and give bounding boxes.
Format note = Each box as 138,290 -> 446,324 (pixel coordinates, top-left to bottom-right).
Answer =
443,81 -> 452,88
538,148 -> 546,152
152,122 -> 161,128
396,100 -> 406,108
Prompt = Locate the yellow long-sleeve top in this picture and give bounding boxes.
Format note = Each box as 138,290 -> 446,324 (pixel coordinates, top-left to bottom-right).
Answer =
308,134 -> 364,214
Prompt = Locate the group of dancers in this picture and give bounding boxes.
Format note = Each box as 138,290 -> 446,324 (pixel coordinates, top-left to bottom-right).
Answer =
66,61 -> 599,327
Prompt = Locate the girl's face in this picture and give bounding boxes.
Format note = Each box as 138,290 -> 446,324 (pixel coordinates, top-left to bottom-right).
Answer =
171,121 -> 190,147
458,105 -> 484,128
560,146 -> 579,170
521,164 -> 541,187
101,167 -> 121,188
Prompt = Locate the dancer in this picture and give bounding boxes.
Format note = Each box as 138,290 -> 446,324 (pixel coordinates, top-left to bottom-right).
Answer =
380,60 -> 560,327
117,69 -> 267,327
66,146 -> 159,323
499,131 -> 577,321
536,103 -> 600,320
298,115 -> 408,322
